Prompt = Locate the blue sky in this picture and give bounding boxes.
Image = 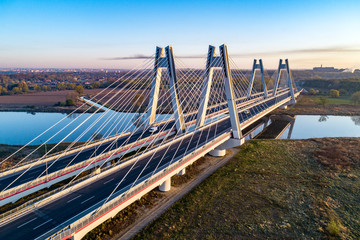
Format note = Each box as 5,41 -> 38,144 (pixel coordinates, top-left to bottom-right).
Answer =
0,0 -> 359,69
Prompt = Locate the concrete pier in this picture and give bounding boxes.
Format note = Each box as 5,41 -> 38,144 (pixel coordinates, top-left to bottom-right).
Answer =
159,178 -> 171,192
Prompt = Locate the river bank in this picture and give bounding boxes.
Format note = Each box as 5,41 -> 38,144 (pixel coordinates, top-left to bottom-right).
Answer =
0,90 -> 104,113
274,94 -> 360,116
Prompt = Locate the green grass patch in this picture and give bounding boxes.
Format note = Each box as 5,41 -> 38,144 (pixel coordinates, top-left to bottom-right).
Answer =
134,139 -> 360,239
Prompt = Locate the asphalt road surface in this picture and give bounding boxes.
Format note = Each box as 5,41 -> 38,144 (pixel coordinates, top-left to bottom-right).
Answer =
0,92 -> 290,239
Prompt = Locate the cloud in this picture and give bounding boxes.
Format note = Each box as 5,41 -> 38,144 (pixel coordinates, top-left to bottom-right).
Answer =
100,54 -> 150,60
231,46 -> 360,57
100,46 -> 360,60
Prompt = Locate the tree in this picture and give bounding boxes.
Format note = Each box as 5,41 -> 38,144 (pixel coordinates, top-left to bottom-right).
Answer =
309,88 -> 317,95
42,85 -> 48,91
351,91 -> 360,105
56,83 -> 66,90
11,87 -> 21,94
339,89 -> 347,96
34,85 -> 41,91
65,98 -> 75,106
329,89 -> 339,98
0,86 -> 7,95
318,96 -> 328,107
74,85 -> 84,95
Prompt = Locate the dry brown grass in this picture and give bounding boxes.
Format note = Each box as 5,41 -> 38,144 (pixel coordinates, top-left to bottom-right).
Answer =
313,138 -> 360,171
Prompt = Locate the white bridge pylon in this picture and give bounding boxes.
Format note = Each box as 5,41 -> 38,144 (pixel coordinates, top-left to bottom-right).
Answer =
273,59 -> 296,103
247,59 -> 268,98
146,46 -> 186,133
195,44 -> 242,139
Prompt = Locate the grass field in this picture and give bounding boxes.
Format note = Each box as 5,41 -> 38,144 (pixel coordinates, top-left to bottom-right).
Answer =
275,94 -> 360,116
314,95 -> 352,105
134,138 -> 360,239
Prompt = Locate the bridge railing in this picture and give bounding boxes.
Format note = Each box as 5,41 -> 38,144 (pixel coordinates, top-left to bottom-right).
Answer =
46,88 -> 299,240
0,88 -> 273,177
47,130 -> 231,240
0,129 -> 174,203
0,87 -> 294,206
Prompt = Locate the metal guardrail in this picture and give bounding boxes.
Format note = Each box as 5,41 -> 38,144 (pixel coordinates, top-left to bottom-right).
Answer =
0,90 -> 275,201
0,130 -> 173,201
2,88 -> 297,239
47,131 -> 231,240
45,89 -> 298,240
0,90 -> 270,176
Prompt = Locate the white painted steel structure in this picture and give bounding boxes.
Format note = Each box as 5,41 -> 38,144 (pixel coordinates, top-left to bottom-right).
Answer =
0,44 -> 302,240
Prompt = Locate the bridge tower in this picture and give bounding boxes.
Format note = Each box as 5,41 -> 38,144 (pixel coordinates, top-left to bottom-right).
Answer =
273,59 -> 296,104
146,46 -> 186,133
247,59 -> 268,98
196,44 -> 242,139
195,44 -> 244,156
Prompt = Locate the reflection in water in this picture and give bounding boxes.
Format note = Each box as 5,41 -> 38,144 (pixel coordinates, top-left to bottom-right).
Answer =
318,115 -> 329,122
279,115 -> 360,139
132,113 -> 145,128
351,116 -> 360,126
1,111 -> 360,145
67,113 -> 81,119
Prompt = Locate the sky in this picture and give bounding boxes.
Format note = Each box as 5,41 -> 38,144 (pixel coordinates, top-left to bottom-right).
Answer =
0,0 -> 359,69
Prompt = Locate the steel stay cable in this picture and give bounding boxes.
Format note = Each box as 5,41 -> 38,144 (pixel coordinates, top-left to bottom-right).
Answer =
0,56 -> 155,167
95,54 -> 218,212
0,59 -> 157,193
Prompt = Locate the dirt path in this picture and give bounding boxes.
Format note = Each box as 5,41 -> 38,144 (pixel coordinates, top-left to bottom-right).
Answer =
113,148 -> 241,240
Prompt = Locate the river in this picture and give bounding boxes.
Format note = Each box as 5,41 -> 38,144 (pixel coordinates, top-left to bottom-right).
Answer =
0,108 -> 359,145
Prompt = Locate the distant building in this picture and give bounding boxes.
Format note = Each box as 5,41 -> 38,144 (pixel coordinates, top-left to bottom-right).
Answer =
313,65 -> 344,72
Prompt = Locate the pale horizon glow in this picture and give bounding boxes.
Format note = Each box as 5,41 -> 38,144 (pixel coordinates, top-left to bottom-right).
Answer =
1,0 -> 359,70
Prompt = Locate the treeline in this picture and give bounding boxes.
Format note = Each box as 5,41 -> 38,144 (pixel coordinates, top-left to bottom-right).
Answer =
301,79 -> 360,95
0,73 -> 122,96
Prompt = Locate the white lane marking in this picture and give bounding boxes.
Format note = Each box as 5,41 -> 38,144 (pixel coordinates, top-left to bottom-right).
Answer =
67,195 -> 82,203
81,196 -> 95,204
33,219 -> 52,230
17,217 -> 38,228
103,178 -> 114,185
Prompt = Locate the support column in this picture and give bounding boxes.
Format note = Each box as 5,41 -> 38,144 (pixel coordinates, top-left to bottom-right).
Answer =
219,44 -> 242,139
178,168 -> 186,175
247,59 -> 268,98
146,47 -> 164,126
209,149 -> 226,157
273,59 -> 283,96
246,59 -> 257,97
259,59 -> 268,98
165,46 -> 186,133
159,178 -> 171,192
287,117 -> 296,139
196,46 -> 216,128
285,59 -> 296,103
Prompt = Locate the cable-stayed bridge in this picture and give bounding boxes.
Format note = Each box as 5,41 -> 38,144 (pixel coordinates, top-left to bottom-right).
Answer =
0,44 -> 302,240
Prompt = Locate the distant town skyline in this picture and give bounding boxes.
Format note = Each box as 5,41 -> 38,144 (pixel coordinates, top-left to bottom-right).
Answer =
1,0 -> 359,69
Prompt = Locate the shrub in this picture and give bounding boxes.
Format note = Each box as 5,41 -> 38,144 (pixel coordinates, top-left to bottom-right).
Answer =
75,85 -> 84,95
351,91 -> 360,105
318,96 -> 328,107
309,88 -> 317,95
339,89 -> 347,96
329,89 -> 339,98
327,220 -> 340,236
65,98 -> 75,106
